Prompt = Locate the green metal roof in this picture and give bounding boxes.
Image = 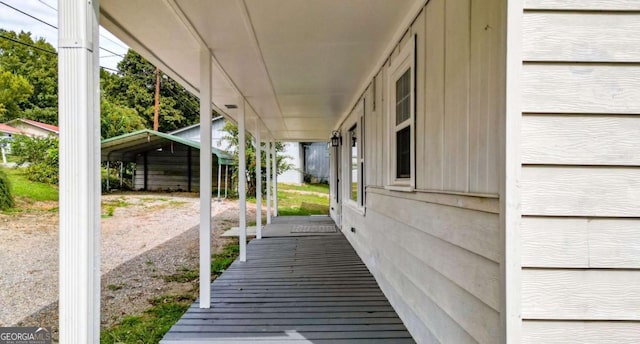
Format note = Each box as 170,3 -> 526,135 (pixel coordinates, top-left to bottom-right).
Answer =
101,129 -> 235,165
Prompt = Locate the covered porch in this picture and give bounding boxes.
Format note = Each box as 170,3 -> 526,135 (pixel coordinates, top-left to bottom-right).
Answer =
57,0 -> 423,342
162,216 -> 414,344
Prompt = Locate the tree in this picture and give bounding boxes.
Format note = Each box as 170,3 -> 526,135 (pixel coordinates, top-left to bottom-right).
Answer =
100,98 -> 146,139
100,69 -> 146,139
0,67 -> 33,121
103,50 -> 202,132
0,30 -> 58,123
221,122 -> 291,196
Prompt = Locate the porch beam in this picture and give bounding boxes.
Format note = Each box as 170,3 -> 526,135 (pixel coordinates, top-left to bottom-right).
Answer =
198,49 -> 212,309
238,100 -> 247,262
58,0 -> 101,342
266,139 -> 272,224
255,119 -> 262,239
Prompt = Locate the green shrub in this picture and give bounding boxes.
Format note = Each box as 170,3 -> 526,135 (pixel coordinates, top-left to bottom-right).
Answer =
11,135 -> 59,184
0,168 -> 15,210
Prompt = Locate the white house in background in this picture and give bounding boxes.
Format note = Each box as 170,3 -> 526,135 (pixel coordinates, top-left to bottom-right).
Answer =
58,0 -> 640,342
171,118 -> 329,185
0,123 -> 23,157
169,116 -> 228,151
5,118 -> 59,137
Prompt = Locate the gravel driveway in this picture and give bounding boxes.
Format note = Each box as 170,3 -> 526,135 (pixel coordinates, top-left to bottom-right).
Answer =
0,193 -> 248,328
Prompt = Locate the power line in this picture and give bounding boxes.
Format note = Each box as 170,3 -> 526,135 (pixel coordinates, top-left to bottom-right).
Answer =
0,34 -> 119,73
31,0 -> 130,51
37,0 -> 56,12
0,1 -> 57,29
1,1 -> 126,58
99,46 -> 125,58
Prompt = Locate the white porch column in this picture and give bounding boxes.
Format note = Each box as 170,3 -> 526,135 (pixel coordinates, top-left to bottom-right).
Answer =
217,163 -> 222,199
272,144 -> 278,217
238,100 -> 247,262
198,50 -> 212,308
58,0 -> 101,342
255,119 -> 262,239
266,139 -> 271,224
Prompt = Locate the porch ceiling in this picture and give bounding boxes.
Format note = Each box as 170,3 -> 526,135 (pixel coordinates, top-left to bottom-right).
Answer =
100,0 -> 420,141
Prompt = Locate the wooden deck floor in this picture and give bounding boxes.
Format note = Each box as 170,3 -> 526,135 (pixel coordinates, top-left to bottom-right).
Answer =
161,218 -> 415,343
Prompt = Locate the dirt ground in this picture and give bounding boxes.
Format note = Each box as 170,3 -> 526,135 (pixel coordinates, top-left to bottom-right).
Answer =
0,192 -> 254,333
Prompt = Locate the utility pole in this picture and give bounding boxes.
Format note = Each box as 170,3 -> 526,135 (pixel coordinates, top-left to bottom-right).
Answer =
153,67 -> 160,131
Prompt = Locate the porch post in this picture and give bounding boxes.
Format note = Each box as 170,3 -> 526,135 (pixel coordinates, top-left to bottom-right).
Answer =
225,165 -> 228,198
217,163 -> 222,199
255,119 -> 262,239
238,100 -> 247,262
272,144 -> 278,217
58,0 -> 101,341
266,139 -> 271,224
198,49 -> 212,308
106,161 -> 110,191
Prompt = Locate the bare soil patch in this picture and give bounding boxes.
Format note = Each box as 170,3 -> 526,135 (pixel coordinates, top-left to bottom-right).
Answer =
0,192 -> 254,338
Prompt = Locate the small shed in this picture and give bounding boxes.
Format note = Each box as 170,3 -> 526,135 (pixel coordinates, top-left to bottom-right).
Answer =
101,129 -> 234,192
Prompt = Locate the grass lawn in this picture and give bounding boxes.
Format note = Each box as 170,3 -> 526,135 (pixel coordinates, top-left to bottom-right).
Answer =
276,183 -> 329,216
277,183 -> 330,194
247,183 -> 330,216
101,241 -> 240,344
3,167 -> 58,202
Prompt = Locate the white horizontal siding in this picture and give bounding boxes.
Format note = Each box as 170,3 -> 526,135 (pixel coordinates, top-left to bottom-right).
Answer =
523,12 -> 640,62
521,166 -> 640,217
519,3 -> 640,341
522,64 -> 640,114
522,321 -> 640,344
368,190 -> 500,262
342,198 -> 500,344
522,269 -> 640,320
521,115 -> 640,165
521,217 -> 640,268
524,0 -> 640,10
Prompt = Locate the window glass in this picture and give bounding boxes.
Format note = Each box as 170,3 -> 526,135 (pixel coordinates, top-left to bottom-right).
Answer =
395,68 -> 411,125
349,125 -> 358,201
396,126 -> 411,179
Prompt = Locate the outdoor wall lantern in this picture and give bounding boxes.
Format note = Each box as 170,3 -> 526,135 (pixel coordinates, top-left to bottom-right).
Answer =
330,130 -> 341,147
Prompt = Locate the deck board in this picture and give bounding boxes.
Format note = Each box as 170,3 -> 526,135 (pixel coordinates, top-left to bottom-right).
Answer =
161,217 -> 414,343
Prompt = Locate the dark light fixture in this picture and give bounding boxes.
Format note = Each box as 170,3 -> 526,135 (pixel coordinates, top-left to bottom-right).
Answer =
225,104 -> 238,109
330,130 -> 341,147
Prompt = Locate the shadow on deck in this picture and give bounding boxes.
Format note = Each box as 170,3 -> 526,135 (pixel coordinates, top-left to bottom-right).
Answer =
161,216 -> 415,343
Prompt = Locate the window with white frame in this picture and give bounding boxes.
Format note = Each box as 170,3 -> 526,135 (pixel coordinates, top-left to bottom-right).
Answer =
346,101 -> 365,208
387,36 -> 415,189
349,124 -> 358,202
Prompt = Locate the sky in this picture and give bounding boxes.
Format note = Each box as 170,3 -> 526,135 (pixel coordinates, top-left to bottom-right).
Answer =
0,0 -> 129,71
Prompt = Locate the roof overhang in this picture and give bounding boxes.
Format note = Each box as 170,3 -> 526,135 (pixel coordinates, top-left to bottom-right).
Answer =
100,0 -> 424,142
101,129 -> 234,164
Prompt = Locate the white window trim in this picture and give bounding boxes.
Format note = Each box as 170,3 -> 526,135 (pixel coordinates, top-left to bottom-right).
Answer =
386,36 -> 415,191
345,100 -> 365,211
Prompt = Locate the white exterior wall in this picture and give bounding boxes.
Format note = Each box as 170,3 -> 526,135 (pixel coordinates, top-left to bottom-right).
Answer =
173,121 -> 308,185
171,118 -> 227,150
332,0 -> 506,342
519,1 -> 640,342
278,142 -> 303,184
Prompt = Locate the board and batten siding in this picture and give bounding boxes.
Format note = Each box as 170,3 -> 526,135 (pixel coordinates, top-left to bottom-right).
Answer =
334,0 -> 506,342
521,1 -> 640,342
